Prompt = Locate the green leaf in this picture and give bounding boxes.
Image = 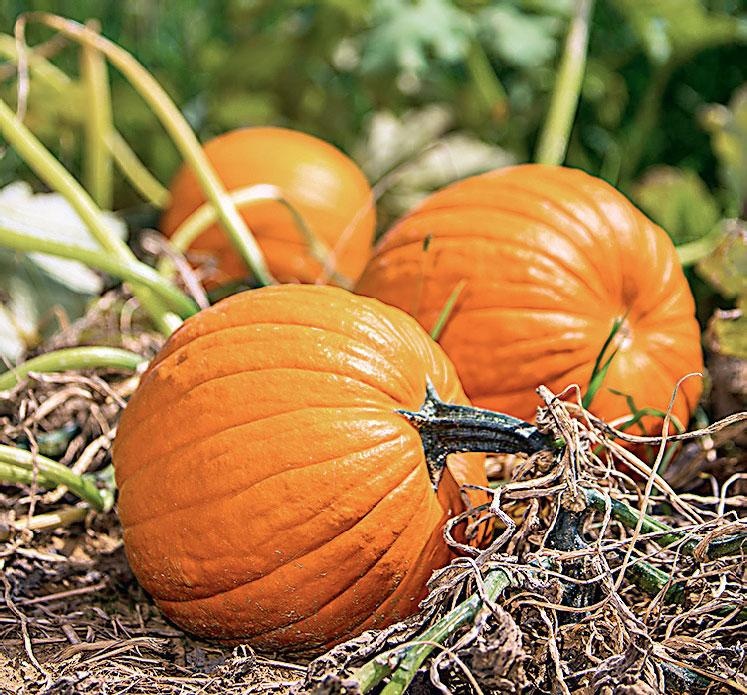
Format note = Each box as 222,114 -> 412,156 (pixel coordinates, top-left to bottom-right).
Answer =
700,84 -> 747,215
710,301 -> 747,359
361,0 -> 475,75
610,0 -> 747,64
478,4 -> 563,68
696,220 -> 746,298
631,166 -> 721,246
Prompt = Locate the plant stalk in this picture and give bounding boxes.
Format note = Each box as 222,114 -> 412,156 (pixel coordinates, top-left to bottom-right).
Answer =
79,20 -> 113,210
0,346 -> 145,391
26,12 -> 275,286
0,446 -> 112,511
354,569 -> 512,693
0,223 -> 198,318
535,0 -> 595,165
0,97 -> 180,333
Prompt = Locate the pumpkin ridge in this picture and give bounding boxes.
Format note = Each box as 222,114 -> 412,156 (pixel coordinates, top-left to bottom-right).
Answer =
153,462 -> 426,607
469,179 -> 618,283
233,466 -> 437,643
153,321 -> 420,399
456,302 -> 603,321
371,228 -> 608,305
115,402 -> 395,488
119,430 -> 406,531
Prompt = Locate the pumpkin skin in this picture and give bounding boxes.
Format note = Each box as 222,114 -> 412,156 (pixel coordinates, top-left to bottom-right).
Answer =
355,164 -> 703,432
160,127 -> 376,287
113,285 -> 488,654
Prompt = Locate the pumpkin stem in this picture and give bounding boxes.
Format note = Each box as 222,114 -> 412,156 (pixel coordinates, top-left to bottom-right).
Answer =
398,380 -> 551,489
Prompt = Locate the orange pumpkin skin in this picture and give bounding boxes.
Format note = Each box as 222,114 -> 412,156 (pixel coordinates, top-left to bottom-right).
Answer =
160,127 -> 376,287
113,285 -> 488,654
355,164 -> 703,433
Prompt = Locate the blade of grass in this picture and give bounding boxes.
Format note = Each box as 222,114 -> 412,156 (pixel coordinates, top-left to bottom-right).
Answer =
0,346 -> 145,391
430,279 -> 467,341
24,13 -> 275,286
582,315 -> 624,409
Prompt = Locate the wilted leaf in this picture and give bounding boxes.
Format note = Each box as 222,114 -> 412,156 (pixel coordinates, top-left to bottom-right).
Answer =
632,166 -> 721,245
361,0 -> 474,75
710,303 -> 747,359
697,220 -> 746,298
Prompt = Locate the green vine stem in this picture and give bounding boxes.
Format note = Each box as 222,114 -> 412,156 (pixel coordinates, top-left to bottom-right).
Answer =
584,487 -> 747,561
354,569 -> 512,693
0,446 -> 113,511
158,183 -> 348,286
106,129 -> 171,207
0,505 -> 88,541
0,223 -> 198,318
80,20 -> 113,210
25,13 -> 275,287
0,346 -> 145,391
0,98 -> 180,334
534,0 -> 595,165
0,33 -> 170,208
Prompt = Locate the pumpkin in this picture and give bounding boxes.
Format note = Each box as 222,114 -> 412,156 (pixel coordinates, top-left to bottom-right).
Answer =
355,164 -> 703,434
113,285 -> 546,653
160,127 -> 376,287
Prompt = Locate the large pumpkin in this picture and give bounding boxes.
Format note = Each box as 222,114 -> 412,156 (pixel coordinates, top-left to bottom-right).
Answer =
355,165 -> 703,432
113,285 -> 491,654
160,127 -> 375,287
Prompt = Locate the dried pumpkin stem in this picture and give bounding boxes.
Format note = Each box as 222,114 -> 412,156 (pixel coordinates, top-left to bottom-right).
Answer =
399,380 -> 551,489
0,505 -> 88,541
354,568 -> 512,693
0,346 -> 145,391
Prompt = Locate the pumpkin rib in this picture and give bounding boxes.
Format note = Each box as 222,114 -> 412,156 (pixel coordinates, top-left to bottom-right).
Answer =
412,189 -> 612,289
240,466 -> 436,643
120,360 -> 399,438
631,343 -> 699,417
119,430 -> 405,531
152,321 -> 424,402
115,401 -> 393,488
145,449 -> 425,605
374,222 -> 610,303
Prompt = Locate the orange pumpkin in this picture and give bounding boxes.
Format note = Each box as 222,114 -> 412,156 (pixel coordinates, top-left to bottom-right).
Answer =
355,164 -> 703,433
160,127 -> 375,287
114,286 -> 545,653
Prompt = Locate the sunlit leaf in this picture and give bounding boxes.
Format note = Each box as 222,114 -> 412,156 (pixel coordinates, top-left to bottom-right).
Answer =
697,220 -> 746,298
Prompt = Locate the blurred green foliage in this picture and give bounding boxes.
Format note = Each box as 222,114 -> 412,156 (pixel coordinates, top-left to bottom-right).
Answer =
0,0 -> 745,348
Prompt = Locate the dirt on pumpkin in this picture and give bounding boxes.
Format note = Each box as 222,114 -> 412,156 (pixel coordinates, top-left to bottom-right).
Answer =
1,292 -> 746,694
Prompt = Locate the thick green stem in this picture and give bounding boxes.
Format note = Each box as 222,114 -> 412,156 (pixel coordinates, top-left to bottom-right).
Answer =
80,20 -> 113,210
0,98 -> 179,334
399,380 -> 550,489
27,13 -> 274,286
0,446 -> 112,511
535,0 -> 595,165
0,223 -> 198,318
0,505 -> 88,541
354,569 -> 512,693
0,346 -> 145,391
584,488 -> 747,561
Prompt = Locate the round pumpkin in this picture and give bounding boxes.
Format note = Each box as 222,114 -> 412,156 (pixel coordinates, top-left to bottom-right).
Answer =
113,285 -> 489,654
160,127 -> 376,287
355,164 -> 703,433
